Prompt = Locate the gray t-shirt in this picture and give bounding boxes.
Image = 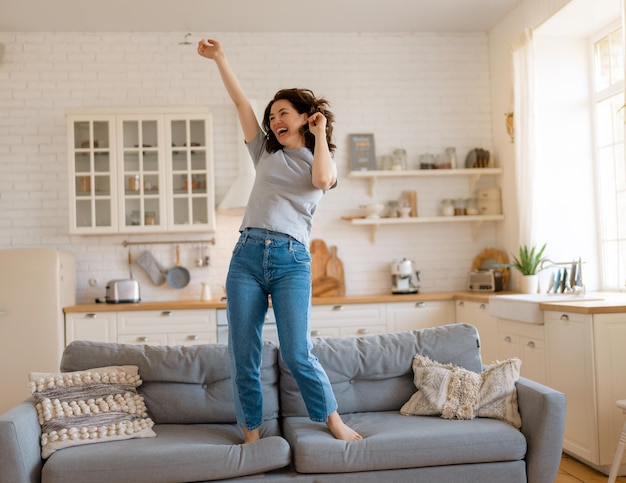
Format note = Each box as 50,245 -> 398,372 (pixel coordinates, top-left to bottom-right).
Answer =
239,128 -> 333,245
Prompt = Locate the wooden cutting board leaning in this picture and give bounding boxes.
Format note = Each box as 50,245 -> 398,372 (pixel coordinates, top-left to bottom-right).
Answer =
310,239 -> 346,297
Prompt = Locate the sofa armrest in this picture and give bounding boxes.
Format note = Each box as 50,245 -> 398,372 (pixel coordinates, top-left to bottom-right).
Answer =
515,376 -> 566,483
0,398 -> 43,483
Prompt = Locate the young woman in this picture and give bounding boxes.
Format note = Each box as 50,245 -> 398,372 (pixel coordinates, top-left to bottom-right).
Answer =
197,38 -> 362,444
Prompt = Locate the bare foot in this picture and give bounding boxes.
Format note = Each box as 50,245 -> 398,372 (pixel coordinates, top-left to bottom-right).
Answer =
242,426 -> 260,444
327,411 -> 363,441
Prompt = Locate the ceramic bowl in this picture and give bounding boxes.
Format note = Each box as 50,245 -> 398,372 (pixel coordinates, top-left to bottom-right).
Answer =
361,203 -> 385,218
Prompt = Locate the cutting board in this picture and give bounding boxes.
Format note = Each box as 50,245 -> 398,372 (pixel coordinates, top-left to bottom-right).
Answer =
310,239 -> 330,283
326,246 -> 346,296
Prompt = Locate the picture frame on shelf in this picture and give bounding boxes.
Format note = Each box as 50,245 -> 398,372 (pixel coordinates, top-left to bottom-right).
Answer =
349,133 -> 376,171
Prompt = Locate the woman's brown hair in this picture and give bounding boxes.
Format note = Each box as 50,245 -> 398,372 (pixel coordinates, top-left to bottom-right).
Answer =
262,88 -> 336,155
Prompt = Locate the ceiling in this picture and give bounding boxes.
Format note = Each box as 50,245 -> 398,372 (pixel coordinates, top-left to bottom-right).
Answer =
1,0 -> 526,33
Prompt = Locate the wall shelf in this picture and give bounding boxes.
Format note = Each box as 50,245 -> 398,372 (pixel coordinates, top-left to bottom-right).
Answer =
349,214 -> 504,242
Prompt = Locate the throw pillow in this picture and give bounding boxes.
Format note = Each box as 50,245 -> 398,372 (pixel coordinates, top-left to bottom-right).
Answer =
400,355 -> 522,428
29,365 -> 156,459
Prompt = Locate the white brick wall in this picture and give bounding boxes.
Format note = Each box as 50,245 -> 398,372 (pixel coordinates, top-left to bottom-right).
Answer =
0,31 -> 499,303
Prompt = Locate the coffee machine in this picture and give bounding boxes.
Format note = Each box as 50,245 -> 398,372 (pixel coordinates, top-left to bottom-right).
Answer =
391,258 -> 420,294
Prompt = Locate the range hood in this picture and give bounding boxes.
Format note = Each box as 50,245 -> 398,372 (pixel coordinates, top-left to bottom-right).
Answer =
217,101 -> 259,215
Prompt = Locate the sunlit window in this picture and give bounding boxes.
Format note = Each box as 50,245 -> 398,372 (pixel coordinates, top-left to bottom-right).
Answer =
593,25 -> 625,290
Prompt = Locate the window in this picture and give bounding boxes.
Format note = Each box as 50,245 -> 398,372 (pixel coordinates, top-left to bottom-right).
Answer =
592,25 -> 625,290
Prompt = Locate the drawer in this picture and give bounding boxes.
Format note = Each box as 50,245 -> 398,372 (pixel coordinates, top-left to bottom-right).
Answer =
310,303 -> 386,328
310,327 -> 340,339
167,332 -> 216,346
118,333 -> 169,345
117,309 -> 215,334
339,325 -> 387,338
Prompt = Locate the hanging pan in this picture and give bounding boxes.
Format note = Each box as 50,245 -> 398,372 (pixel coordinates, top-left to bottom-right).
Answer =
167,245 -> 191,289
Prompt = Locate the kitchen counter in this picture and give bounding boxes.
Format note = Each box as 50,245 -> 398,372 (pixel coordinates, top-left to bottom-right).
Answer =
64,291 -> 512,313
538,292 -> 626,314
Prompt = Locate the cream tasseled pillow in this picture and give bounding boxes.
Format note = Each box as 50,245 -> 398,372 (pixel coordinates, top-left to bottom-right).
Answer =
400,354 -> 522,428
29,365 -> 156,459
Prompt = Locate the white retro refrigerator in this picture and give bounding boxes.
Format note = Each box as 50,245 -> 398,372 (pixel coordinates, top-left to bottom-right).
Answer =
0,248 -> 76,414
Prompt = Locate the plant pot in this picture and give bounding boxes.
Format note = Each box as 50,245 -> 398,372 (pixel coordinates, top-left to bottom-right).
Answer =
518,274 -> 539,294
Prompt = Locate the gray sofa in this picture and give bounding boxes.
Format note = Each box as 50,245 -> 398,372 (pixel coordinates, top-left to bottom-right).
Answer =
0,324 -> 566,483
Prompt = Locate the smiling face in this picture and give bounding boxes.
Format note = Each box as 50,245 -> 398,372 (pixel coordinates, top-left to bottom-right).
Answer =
268,99 -> 309,149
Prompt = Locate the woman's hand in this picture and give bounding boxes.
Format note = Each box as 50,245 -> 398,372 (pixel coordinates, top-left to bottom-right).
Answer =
197,38 -> 224,61
307,112 -> 327,139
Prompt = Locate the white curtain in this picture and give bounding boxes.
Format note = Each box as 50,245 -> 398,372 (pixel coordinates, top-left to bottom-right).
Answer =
512,29 -> 537,248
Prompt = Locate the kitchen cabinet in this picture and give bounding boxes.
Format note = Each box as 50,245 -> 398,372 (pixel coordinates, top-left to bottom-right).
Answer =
310,303 -> 388,338
67,108 -> 215,234
347,168 -> 503,241
545,310 -> 626,473
495,318 -> 546,384
66,309 -> 217,346
386,300 -> 455,332
65,311 -> 117,344
455,300 -> 498,363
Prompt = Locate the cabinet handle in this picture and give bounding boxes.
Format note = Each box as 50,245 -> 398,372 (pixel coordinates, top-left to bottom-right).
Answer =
415,302 -> 426,308
161,311 -> 173,317
187,335 -> 198,341
458,301 -> 464,307
86,313 -> 97,319
479,303 -> 486,310
357,328 -> 369,335
0,311 -> 8,316
527,341 -> 536,349
137,336 -> 149,342
504,336 -> 512,343
560,314 -> 569,321
311,330 -> 321,337
332,305 -> 344,311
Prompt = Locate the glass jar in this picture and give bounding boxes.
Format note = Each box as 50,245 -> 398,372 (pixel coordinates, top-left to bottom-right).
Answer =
144,211 -> 156,225
441,199 -> 455,216
466,197 -> 479,215
130,210 -> 141,225
454,198 -> 467,216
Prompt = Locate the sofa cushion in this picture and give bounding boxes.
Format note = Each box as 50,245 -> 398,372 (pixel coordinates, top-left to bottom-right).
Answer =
401,355 -> 522,427
280,324 -> 482,416
29,365 -> 155,459
282,411 -> 526,474
42,423 -> 291,483
61,341 -> 280,424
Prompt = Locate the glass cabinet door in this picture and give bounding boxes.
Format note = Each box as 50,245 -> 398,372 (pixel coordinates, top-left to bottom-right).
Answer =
166,115 -> 215,232
117,117 -> 166,231
68,117 -> 117,233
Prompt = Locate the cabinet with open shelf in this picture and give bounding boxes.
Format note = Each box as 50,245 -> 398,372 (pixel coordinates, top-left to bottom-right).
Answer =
347,167 -> 503,241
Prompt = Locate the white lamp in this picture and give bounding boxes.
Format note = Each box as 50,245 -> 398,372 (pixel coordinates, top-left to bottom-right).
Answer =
217,101 -> 259,215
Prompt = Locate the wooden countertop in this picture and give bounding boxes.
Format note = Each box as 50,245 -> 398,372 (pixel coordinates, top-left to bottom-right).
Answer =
64,290 -> 512,313
538,292 -> 626,315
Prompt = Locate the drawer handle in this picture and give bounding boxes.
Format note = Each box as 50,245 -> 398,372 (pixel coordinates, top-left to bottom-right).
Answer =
188,335 -> 198,341
357,328 -> 369,335
504,336 -> 512,343
332,305 -> 344,311
479,303 -> 486,310
560,314 -> 569,321
311,330 -> 321,337
161,311 -> 173,317
137,336 -> 149,342
527,341 -> 535,349
415,302 -> 426,308
86,313 -> 97,319
458,301 -> 464,307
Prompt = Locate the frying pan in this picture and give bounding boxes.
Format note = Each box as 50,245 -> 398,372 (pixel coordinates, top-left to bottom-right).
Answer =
167,245 -> 190,289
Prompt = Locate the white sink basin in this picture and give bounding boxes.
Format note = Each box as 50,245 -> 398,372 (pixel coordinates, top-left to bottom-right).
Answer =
488,294 -> 604,324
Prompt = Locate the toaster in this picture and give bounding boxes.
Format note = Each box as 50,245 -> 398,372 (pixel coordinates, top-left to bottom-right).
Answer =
105,279 -> 141,303
467,270 -> 503,292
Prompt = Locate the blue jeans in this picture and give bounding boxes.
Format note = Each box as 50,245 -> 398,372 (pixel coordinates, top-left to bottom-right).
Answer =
225,228 -> 338,430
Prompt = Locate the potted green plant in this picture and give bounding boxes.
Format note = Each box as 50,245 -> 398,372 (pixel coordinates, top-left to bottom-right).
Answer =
505,243 -> 547,293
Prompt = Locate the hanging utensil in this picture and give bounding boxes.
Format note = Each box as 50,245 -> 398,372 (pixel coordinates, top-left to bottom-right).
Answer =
166,245 -> 191,289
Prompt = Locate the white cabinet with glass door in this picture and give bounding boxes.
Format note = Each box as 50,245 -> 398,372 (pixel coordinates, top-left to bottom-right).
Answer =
67,108 -> 215,235
67,116 -> 118,234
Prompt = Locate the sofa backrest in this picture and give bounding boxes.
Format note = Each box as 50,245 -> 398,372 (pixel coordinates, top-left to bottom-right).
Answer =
279,323 -> 482,417
60,340 -> 280,425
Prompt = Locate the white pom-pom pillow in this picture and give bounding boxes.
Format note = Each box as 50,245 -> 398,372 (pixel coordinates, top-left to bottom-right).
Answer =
400,355 -> 522,428
29,365 -> 156,459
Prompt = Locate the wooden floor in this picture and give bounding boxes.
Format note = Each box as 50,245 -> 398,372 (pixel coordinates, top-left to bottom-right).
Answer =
557,453 -> 626,482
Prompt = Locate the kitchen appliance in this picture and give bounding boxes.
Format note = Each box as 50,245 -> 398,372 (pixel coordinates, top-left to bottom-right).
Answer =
0,248 -> 76,414
467,269 -> 503,292
391,258 -> 420,294
105,279 -> 141,303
